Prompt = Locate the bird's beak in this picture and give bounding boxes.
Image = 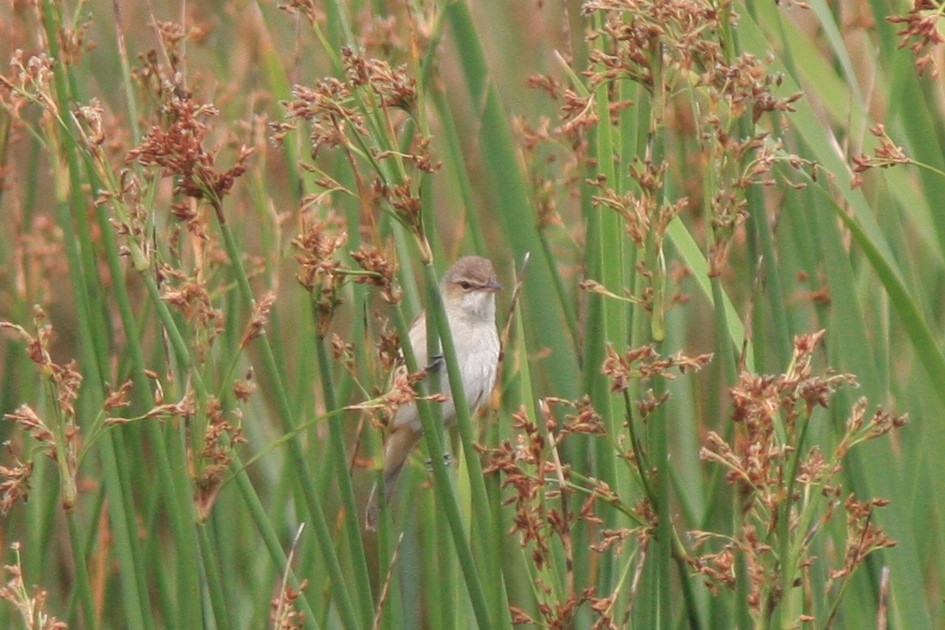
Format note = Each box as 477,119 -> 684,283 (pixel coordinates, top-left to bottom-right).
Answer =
484,279 -> 502,293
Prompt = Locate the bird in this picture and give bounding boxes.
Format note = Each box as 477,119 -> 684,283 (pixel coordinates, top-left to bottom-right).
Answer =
365,256 -> 501,530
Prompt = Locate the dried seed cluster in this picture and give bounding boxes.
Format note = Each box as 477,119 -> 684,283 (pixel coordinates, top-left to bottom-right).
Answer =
695,331 -> 906,624
0,309 -> 81,512
888,0 -> 945,76
484,346 -> 710,628
0,543 -> 65,630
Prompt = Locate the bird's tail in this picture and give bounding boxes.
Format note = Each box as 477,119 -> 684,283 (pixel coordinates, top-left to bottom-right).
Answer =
365,427 -> 422,530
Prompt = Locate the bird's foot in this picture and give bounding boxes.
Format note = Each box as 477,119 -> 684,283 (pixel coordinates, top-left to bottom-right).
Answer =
425,451 -> 454,470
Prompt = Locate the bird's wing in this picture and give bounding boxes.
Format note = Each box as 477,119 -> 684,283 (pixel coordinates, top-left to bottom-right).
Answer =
406,311 -> 433,371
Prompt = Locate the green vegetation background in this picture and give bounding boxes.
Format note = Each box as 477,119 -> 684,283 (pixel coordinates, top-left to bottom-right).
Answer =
0,0 -> 943,628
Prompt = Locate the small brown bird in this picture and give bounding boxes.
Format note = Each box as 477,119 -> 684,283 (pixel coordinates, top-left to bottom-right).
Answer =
365,256 -> 501,530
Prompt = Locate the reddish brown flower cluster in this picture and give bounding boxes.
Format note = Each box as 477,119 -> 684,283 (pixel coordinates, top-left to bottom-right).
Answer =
342,47 -> 416,111
240,292 -> 276,349
277,0 -> 322,25
688,530 -> 736,593
508,585 -> 621,630
233,369 -> 257,404
280,45 -> 424,163
350,244 -> 402,304
0,309 -> 81,511
702,331 -> 847,497
292,216 -> 348,337
348,363 -> 441,432
553,395 -> 607,437
279,43 -> 435,253
293,218 -> 402,341
602,344 -> 712,395
0,50 -> 57,119
158,265 -> 225,362
270,577 -> 309,630
371,178 -> 425,242
592,160 -> 689,251
481,402 -> 613,627
702,52 -> 802,122
0,458 -> 33,516
292,217 -> 347,291
829,495 -> 896,581
888,0 -> 945,76
0,543 -> 65,630
375,322 -> 402,374
129,96 -> 253,208
284,79 -> 368,156
851,124 -> 912,187
547,85 -> 598,147
695,330 -> 906,623
482,409 -> 552,566
483,364 -> 711,628
194,397 -> 247,522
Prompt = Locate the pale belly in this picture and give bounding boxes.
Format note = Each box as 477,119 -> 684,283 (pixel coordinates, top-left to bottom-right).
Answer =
394,324 -> 499,432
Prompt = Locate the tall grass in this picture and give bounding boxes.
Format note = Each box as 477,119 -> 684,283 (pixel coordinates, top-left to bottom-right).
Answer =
0,0 -> 942,628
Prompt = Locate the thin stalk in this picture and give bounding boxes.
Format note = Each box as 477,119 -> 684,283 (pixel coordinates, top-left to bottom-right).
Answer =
388,300 -> 495,630
650,376 -> 675,625
774,404 -> 815,627
537,230 -> 581,353
433,507 -> 456,630
121,229 -> 325,626
197,524 -> 232,630
445,0 -> 581,404
583,5 -> 623,604
110,0 -> 141,143
76,126 -> 205,626
707,278 -> 743,630
139,466 -> 176,624
65,510 -> 97,630
643,35 -> 676,625
313,331 -> 375,617
209,200 -> 359,629
429,87 -> 488,255
419,261 -> 512,629
232,462 -> 319,629
39,1 -> 158,625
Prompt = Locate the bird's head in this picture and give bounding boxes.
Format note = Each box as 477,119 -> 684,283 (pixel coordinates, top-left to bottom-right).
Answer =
441,256 -> 501,322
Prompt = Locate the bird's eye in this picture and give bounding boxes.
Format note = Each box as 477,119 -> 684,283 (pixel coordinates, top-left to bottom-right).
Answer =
458,281 -> 472,290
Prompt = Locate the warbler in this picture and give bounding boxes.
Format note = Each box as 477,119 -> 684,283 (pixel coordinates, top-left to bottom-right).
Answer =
366,256 -> 501,530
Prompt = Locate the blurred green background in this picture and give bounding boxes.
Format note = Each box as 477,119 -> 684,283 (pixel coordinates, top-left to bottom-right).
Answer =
0,0 -> 943,628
